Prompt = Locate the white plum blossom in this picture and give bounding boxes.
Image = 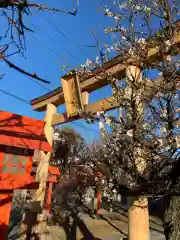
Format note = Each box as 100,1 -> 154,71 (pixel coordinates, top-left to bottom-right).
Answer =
114,15 -> 121,24
127,129 -> 133,137
85,58 -> 94,68
104,28 -> 111,34
104,8 -> 114,17
105,117 -> 112,125
120,26 -> 127,34
164,40 -> 172,52
136,37 -> 146,50
144,6 -> 151,13
152,1 -> 159,8
136,5 -> 141,11
119,3 -> 127,9
98,121 -> 105,129
95,56 -> 100,64
165,40 -> 171,46
128,47 -> 136,56
122,35 -> 127,41
175,62 -> 180,68
96,111 -> 101,117
137,38 -> 146,45
79,64 -> 86,68
166,55 -> 171,62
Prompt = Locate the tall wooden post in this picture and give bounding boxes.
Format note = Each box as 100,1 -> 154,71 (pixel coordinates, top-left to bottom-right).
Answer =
46,182 -> 53,216
19,103 -> 57,240
34,103 -> 56,239
128,197 -> 149,240
96,190 -> 101,215
126,65 -> 149,240
35,103 -> 56,205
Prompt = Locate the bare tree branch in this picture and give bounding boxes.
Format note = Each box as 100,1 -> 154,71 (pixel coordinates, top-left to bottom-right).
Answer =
0,0 -> 79,15
3,57 -> 50,83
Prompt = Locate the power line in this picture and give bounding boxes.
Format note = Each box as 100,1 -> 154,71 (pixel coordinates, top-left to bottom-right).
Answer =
32,33 -> 65,59
40,14 -> 92,60
31,33 -> 74,70
0,88 -> 30,105
0,88 -> 100,135
31,23 -> 81,64
24,74 -> 52,92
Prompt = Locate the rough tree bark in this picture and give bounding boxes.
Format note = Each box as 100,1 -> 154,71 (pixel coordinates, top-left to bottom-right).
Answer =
164,195 -> 180,240
164,159 -> 180,240
126,65 -> 149,240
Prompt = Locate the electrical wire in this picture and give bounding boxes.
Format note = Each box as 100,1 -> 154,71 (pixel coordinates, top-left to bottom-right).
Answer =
31,33 -> 75,70
24,74 -> 52,92
31,23 -> 81,64
0,87 -> 99,134
40,14 -> 93,60
32,33 -> 65,59
0,88 -> 30,105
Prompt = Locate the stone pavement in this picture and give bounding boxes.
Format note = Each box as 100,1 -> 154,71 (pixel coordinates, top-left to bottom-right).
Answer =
48,210 -> 165,240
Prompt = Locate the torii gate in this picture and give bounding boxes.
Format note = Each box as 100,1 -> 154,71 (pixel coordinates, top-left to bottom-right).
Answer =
30,24 -> 180,240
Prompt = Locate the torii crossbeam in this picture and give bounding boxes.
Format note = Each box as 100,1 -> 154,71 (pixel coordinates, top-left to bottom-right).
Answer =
30,22 -> 180,127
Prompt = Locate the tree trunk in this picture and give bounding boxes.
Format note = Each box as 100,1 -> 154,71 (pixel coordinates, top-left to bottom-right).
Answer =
126,65 -> 149,240
164,195 -> 180,240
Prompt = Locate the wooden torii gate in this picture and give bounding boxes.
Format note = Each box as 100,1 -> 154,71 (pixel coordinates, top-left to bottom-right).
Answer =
30,24 -> 180,240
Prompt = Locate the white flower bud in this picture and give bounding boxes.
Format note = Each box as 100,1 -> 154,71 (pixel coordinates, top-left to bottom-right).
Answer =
99,121 -> 104,129
96,111 -> 100,117
136,5 -> 141,10
96,56 -> 100,64
127,129 -> 133,137
122,36 -> 127,40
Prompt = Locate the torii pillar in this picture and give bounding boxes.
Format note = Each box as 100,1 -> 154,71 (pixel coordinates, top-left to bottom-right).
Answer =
35,103 -> 56,207
32,103 -> 57,239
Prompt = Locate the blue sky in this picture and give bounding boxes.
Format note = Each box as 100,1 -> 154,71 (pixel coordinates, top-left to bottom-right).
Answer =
0,0 -> 119,142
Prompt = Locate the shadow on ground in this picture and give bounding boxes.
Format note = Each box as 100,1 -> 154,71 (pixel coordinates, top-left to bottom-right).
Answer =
61,210 -> 103,240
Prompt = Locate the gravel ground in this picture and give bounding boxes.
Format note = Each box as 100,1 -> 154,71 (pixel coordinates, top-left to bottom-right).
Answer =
48,209 -> 165,240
